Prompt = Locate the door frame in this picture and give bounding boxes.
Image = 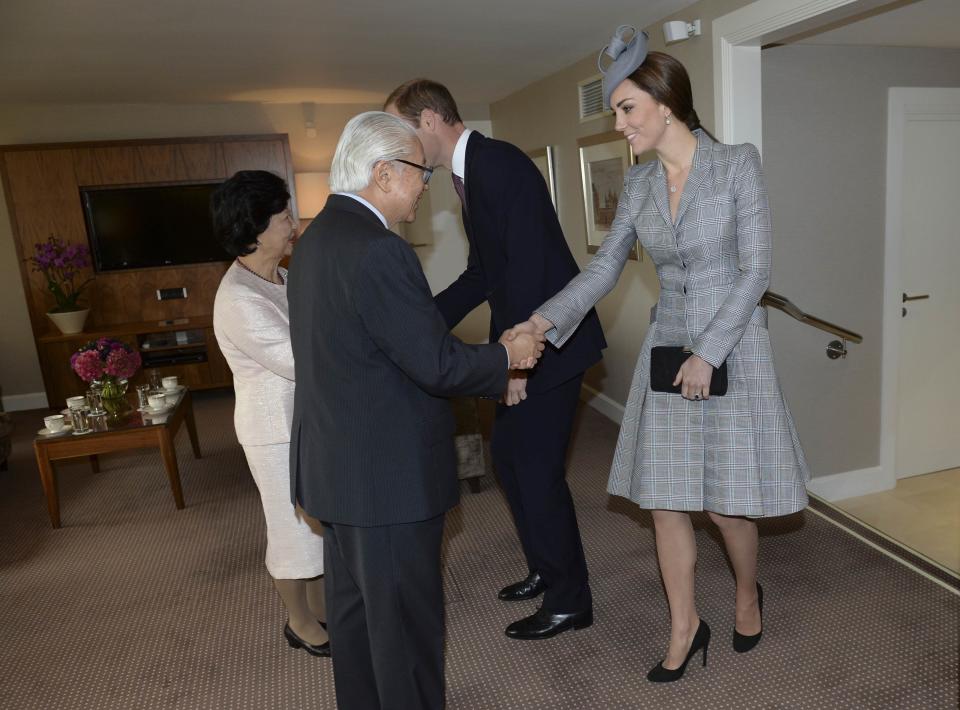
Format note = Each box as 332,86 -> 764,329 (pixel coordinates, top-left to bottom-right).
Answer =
711,0 -> 896,148
711,0 -> 896,495
883,88 -> 960,481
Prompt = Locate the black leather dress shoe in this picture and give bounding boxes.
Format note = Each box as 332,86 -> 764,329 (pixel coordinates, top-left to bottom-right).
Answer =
498,572 -> 545,601
284,623 -> 331,657
505,607 -> 593,640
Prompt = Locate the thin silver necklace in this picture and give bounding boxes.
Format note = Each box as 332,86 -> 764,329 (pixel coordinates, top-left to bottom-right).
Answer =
236,258 -> 284,285
668,164 -> 691,194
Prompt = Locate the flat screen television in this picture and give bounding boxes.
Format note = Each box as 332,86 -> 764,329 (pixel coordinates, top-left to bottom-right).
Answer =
81,181 -> 230,272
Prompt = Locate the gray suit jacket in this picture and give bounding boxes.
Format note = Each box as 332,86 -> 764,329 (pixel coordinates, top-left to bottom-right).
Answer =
288,195 -> 508,527
537,130 -> 809,518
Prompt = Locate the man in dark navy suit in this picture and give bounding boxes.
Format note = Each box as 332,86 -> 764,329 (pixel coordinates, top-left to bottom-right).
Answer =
386,80 -> 607,641
289,111 -> 545,710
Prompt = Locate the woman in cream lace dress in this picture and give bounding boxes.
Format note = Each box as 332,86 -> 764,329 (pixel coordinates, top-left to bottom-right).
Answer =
212,171 -> 329,657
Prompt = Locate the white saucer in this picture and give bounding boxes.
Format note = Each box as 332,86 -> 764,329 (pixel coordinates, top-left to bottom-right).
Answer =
162,385 -> 185,394
38,424 -> 73,437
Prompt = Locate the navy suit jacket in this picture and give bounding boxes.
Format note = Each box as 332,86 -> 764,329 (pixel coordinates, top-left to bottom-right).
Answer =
288,195 -> 508,527
434,132 -> 606,394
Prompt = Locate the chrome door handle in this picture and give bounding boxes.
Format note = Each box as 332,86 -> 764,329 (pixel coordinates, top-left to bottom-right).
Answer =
902,293 -> 930,302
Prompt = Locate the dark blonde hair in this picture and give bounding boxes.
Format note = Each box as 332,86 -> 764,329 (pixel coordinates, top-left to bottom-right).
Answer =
384,79 -> 462,127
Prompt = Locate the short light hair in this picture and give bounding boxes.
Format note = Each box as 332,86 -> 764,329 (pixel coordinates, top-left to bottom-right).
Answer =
328,111 -> 418,193
384,79 -> 462,127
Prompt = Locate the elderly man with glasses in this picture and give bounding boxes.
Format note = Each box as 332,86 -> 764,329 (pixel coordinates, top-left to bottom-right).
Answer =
287,111 -> 545,710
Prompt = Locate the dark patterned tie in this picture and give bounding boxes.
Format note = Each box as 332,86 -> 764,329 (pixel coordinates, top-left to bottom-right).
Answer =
451,173 -> 467,209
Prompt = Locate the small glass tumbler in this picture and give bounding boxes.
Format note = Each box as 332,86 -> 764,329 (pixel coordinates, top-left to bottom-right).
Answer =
136,384 -> 151,410
71,408 -> 91,434
148,369 -> 162,392
89,412 -> 108,432
86,389 -> 104,414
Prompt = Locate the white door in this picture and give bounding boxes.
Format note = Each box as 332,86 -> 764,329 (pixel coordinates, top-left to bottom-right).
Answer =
891,88 -> 960,479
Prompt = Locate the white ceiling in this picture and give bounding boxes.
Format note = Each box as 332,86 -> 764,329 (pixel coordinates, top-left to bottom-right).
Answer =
797,0 -> 960,49
0,0 -> 696,106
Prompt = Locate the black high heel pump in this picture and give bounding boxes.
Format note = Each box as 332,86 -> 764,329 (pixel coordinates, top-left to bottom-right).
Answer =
646,619 -> 711,683
733,582 -> 763,653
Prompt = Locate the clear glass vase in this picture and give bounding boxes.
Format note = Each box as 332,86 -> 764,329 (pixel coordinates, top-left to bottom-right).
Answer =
91,377 -> 129,421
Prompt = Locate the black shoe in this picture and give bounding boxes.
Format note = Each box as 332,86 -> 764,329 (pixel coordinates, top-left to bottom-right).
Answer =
504,607 -> 593,640
284,622 -> 331,657
498,571 -> 545,602
733,582 -> 763,653
646,619 -> 711,683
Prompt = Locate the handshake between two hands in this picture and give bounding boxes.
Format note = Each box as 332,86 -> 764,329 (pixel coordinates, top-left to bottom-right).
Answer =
495,313 -> 554,407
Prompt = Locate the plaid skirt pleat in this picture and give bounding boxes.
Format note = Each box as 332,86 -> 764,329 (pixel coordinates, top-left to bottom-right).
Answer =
607,314 -> 809,518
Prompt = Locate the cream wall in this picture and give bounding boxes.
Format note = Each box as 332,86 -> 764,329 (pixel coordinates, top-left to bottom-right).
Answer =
489,0 -> 750,412
0,101 -> 489,407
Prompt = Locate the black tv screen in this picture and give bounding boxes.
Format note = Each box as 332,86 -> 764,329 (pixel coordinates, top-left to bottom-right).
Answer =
81,182 -> 230,272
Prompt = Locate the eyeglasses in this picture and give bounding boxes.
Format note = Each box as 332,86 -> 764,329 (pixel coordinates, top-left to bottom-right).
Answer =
393,159 -> 434,184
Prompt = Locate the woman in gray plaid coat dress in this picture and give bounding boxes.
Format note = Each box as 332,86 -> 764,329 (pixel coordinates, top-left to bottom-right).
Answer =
515,32 -> 809,682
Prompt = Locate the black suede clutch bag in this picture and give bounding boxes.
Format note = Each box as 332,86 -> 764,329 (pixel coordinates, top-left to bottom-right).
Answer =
650,346 -> 728,396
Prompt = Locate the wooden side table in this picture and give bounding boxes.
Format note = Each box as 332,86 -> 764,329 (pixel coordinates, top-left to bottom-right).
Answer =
33,389 -> 202,528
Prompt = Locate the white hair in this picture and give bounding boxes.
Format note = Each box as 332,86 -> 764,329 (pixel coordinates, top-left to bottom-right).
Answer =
328,111 -> 419,193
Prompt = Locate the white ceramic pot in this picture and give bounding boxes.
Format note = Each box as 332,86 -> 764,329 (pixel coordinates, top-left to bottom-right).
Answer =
47,308 -> 90,335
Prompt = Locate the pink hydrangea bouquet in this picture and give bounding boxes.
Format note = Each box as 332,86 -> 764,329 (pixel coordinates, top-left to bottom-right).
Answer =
71,338 -> 142,384
29,235 -> 93,312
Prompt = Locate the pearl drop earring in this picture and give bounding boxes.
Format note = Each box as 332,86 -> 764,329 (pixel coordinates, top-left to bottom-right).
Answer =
665,115 -> 672,125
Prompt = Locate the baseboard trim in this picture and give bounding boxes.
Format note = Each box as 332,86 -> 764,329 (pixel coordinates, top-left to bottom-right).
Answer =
806,466 -> 891,502
1,391 -> 49,412
580,383 -> 624,425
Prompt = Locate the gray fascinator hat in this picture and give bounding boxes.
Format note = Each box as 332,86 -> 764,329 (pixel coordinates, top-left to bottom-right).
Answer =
597,25 -> 649,110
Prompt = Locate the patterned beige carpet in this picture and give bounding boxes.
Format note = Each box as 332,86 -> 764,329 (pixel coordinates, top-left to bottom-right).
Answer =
0,391 -> 956,709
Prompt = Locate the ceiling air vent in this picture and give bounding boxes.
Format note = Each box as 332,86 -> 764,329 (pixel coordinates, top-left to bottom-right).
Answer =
578,75 -> 609,122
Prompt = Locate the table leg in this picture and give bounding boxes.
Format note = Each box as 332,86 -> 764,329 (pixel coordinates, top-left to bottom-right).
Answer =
89,454 -> 100,473
33,444 -> 61,529
184,396 -> 202,459
157,430 -> 185,510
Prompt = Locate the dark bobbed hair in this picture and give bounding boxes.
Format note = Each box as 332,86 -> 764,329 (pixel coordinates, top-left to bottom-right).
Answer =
627,51 -> 716,140
210,170 -> 290,257
384,78 -> 463,127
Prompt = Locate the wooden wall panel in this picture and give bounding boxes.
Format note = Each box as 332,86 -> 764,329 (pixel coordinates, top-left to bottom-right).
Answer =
2,133 -> 289,406
93,263 -> 229,325
134,145 -> 186,182
3,150 -> 88,330
72,146 -> 142,186
178,143 -> 225,180
72,143 -> 226,186
222,140 -> 286,178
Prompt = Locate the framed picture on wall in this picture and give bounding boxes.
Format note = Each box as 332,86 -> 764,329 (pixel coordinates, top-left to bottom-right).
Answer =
577,130 -> 640,260
526,146 -> 557,211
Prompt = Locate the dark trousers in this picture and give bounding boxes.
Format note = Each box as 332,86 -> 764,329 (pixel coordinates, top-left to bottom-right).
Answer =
491,373 -> 591,613
323,515 -> 446,710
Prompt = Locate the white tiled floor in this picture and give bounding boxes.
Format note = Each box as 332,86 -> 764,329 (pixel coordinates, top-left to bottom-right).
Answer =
833,468 -> 960,574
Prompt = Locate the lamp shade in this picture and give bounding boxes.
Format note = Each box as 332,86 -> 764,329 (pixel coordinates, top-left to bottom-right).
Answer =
294,172 -> 331,219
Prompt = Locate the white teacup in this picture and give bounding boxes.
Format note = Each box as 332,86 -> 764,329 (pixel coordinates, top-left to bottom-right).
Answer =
44,414 -> 66,432
161,376 -> 179,391
147,393 -> 167,410
66,395 -> 88,410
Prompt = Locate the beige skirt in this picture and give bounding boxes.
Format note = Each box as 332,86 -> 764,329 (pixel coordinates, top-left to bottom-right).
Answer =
242,442 -> 324,578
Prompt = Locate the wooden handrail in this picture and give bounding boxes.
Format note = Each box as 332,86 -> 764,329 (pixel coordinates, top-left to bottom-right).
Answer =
761,291 -> 863,343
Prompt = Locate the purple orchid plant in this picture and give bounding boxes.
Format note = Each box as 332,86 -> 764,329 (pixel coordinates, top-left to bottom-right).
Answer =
29,236 -> 93,312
